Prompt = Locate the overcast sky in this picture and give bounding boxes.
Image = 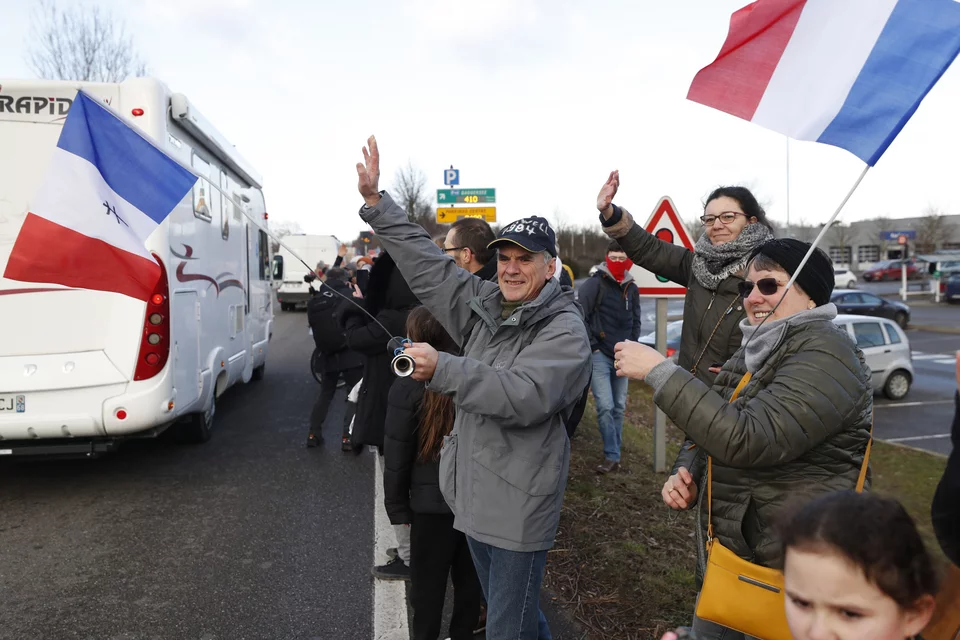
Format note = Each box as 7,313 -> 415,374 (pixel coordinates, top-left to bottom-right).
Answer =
4,0 -> 959,244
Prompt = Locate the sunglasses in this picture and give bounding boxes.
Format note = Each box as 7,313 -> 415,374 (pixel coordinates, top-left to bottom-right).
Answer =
738,277 -> 786,298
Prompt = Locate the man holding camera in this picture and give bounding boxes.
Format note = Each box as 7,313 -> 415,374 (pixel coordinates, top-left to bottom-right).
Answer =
355,136 -> 591,640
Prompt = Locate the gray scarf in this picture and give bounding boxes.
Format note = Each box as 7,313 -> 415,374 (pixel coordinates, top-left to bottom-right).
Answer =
691,223 -> 775,291
738,303 -> 838,372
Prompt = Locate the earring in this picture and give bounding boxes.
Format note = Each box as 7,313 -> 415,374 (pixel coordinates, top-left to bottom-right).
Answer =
808,301 -> 816,310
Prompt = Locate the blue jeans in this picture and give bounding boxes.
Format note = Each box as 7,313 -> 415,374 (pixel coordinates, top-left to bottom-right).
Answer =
466,537 -> 552,640
591,351 -> 628,462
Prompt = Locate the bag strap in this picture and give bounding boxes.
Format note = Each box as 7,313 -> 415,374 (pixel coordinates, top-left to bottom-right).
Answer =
691,296 -> 739,376
856,411 -> 874,493
707,371 -> 753,543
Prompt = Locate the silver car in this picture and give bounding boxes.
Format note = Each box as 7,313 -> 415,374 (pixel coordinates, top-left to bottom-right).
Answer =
833,314 -> 914,400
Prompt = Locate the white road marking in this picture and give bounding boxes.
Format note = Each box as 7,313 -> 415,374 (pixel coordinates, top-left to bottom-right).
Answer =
373,453 -> 410,640
933,358 -> 958,365
877,400 -> 956,408
885,433 -> 951,443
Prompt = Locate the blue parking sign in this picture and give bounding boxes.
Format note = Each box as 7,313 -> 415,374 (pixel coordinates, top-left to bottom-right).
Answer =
444,167 -> 459,186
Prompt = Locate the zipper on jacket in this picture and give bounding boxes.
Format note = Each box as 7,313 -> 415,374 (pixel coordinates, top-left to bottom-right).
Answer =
693,292 -> 717,357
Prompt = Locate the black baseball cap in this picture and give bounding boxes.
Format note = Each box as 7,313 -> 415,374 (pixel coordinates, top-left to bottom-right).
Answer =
488,216 -> 557,257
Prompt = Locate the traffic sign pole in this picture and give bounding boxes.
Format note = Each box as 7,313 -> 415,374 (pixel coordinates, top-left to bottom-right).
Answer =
631,196 -> 696,473
653,298 -> 668,473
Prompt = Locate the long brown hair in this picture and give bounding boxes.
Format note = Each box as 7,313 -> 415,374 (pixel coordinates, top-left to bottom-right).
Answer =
406,306 -> 458,462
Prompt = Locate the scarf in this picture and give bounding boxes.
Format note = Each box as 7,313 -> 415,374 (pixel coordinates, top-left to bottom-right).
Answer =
606,257 -> 633,282
690,223 -> 775,291
738,303 -> 838,372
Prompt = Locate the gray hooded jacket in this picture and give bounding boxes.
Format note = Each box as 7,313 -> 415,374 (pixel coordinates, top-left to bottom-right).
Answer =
360,192 -> 592,551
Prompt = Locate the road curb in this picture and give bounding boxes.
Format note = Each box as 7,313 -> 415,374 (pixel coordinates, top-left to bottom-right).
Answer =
879,439 -> 949,459
908,324 -> 960,335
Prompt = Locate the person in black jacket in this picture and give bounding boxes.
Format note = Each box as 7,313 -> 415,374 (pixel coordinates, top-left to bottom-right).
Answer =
576,241 -> 642,474
932,352 -> 960,567
383,307 -> 483,640
340,252 -> 419,454
306,267 -> 363,447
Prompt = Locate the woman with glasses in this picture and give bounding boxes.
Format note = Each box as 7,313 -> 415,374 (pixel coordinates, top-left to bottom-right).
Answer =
612,238 -> 873,639
595,173 -> 775,580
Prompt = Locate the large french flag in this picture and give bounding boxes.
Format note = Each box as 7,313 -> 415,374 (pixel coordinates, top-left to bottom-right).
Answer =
687,0 -> 960,165
3,91 -> 197,301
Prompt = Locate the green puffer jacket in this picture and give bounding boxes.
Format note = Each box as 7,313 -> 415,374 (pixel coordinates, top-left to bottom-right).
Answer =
600,205 -> 747,481
652,318 -> 873,568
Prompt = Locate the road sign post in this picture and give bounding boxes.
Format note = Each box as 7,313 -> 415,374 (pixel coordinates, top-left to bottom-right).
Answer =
900,235 -> 909,302
632,196 -> 696,473
654,298 -> 668,473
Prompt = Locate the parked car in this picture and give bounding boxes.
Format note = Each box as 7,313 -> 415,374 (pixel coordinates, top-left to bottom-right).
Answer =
833,267 -> 858,289
862,259 -> 919,282
637,320 -> 683,360
942,269 -> 960,304
833,315 -> 913,400
831,289 -> 911,328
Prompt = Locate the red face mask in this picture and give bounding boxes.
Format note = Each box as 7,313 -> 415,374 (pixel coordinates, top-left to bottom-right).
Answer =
606,256 -> 633,281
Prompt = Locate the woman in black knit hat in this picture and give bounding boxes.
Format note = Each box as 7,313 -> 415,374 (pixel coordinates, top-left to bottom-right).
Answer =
612,238 -> 874,638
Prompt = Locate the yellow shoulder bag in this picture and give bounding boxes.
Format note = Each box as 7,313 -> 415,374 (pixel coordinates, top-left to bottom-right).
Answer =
694,372 -> 873,640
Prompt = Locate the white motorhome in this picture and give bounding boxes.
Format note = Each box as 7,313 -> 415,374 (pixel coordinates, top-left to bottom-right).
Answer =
274,234 -> 339,311
0,77 -> 274,455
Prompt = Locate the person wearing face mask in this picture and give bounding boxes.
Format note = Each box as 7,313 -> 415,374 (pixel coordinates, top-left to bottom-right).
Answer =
612,238 -> 873,639
576,240 -> 642,474
595,171 -> 776,585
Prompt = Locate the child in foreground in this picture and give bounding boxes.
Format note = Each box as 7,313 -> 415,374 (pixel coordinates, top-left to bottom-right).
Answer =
661,491 -> 939,640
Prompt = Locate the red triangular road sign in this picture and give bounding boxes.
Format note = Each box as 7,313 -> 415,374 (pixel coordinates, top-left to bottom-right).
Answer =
632,196 -> 696,297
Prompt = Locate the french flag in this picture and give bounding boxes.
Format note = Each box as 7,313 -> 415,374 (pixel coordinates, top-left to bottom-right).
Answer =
3,91 -> 197,301
688,0 -> 960,165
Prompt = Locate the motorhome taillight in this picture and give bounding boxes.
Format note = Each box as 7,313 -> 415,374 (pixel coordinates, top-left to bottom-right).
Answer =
132,108 -> 144,116
134,257 -> 171,381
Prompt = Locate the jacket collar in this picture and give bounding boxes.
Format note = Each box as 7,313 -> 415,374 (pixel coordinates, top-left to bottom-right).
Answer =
738,303 -> 838,372
475,257 -> 498,282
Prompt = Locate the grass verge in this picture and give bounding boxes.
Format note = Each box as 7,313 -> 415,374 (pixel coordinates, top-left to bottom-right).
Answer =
544,385 -> 949,639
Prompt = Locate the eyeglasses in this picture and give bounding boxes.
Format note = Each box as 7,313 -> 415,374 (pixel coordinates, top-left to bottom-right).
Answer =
442,247 -> 465,253
700,211 -> 747,226
607,255 -> 628,262
738,277 -> 786,298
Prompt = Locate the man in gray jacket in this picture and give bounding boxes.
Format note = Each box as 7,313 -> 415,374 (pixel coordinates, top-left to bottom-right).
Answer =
356,136 -> 591,640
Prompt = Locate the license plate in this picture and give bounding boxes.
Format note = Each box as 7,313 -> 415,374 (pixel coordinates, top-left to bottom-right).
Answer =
0,394 -> 25,413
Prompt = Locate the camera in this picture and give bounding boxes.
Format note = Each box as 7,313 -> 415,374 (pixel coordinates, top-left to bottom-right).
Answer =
391,338 -> 415,377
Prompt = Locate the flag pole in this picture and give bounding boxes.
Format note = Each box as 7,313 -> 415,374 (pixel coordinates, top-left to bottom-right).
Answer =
785,136 -> 791,236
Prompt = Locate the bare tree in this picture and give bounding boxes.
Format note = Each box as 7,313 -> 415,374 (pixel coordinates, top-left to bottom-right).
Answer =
916,205 -> 947,254
393,161 -> 445,236
268,220 -> 303,253
685,218 -> 704,243
826,221 -> 859,266
26,0 -> 147,83
790,218 -> 817,243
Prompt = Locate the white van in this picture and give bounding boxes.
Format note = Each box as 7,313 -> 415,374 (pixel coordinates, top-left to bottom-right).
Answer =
274,234 -> 339,311
0,77 -> 274,455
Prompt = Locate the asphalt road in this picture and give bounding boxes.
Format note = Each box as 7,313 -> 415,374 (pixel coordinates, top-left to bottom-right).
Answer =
0,310 -> 374,640
876,329 -> 958,456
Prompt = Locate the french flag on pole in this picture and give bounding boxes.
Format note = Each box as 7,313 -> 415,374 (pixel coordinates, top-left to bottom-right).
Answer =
3,91 -> 197,301
687,0 -> 960,165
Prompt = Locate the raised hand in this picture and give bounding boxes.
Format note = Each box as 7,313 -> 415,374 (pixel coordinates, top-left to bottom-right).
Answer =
597,170 -> 620,216
356,135 -> 381,207
338,243 -> 348,258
